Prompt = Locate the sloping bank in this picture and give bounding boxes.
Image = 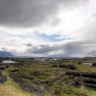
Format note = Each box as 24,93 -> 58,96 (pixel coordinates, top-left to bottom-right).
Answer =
9,73 -> 46,96
9,72 -> 66,96
0,70 -> 35,96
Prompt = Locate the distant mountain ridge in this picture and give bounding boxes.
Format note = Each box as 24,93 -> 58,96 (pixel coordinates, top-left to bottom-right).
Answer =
0,51 -> 13,57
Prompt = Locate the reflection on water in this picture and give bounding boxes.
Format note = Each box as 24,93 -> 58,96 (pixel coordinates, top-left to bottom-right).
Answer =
2,60 -> 17,64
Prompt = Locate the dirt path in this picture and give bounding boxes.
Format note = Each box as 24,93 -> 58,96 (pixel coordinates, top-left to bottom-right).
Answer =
0,70 -> 36,96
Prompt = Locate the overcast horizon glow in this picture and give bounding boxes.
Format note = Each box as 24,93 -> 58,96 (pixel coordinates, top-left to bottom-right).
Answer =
0,0 -> 96,57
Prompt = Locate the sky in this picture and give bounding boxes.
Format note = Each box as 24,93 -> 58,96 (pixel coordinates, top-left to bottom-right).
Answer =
0,0 -> 96,57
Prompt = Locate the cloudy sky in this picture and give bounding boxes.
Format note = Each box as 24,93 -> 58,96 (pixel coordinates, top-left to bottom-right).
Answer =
0,0 -> 96,57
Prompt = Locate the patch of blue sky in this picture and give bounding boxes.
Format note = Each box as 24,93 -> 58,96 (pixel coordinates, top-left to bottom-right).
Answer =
37,33 -> 75,42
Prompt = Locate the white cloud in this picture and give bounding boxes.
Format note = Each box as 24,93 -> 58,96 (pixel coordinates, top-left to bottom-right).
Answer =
0,0 -> 96,57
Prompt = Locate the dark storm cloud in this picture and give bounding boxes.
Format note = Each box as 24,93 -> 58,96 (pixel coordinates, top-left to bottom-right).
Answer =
25,43 -> 33,47
0,0 -> 86,27
27,45 -> 58,54
25,40 -> 96,57
63,41 -> 88,56
87,50 -> 96,56
63,40 -> 96,57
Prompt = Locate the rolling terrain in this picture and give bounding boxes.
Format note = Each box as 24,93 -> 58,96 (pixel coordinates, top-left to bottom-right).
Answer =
0,57 -> 96,96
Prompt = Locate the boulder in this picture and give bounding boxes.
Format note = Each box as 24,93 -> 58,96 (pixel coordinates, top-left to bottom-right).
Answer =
0,67 -> 5,70
66,65 -> 77,70
0,69 -> 2,75
52,65 -> 58,67
92,63 -> 96,67
0,75 -> 7,83
66,71 -> 96,89
5,65 -> 9,68
59,64 -> 66,68
59,64 -> 77,70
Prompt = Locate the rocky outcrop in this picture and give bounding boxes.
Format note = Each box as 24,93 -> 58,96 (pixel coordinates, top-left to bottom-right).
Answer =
66,72 -> 96,78
59,64 -> 77,70
0,67 -> 5,70
66,71 -> 96,89
0,75 -> 7,83
92,63 -> 96,67
52,64 -> 58,67
10,69 -> 19,72
0,69 -> 2,75
41,74 -> 65,85
9,73 -> 45,96
0,69 -> 7,83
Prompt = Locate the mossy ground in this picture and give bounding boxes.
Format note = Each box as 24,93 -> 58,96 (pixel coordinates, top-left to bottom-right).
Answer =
0,69 -> 35,96
0,58 -> 96,96
8,59 -> 96,96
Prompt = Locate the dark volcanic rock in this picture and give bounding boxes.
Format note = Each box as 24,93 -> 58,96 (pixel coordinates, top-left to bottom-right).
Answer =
0,67 -> 5,70
66,71 -> 96,89
0,75 -> 7,83
52,64 -> 58,67
92,63 -> 96,67
0,69 -> 2,75
10,73 -> 45,96
10,69 -> 19,72
66,72 -> 96,77
5,65 -> 9,68
59,64 -> 66,68
0,69 -> 7,83
66,65 -> 77,70
59,64 -> 77,70
78,62 -> 82,65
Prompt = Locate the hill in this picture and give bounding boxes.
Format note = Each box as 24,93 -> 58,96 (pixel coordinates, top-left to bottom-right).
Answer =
0,51 -> 13,57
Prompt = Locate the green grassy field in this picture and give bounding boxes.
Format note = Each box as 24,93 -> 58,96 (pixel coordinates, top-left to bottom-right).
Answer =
0,69 -> 36,96
7,59 -> 96,96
